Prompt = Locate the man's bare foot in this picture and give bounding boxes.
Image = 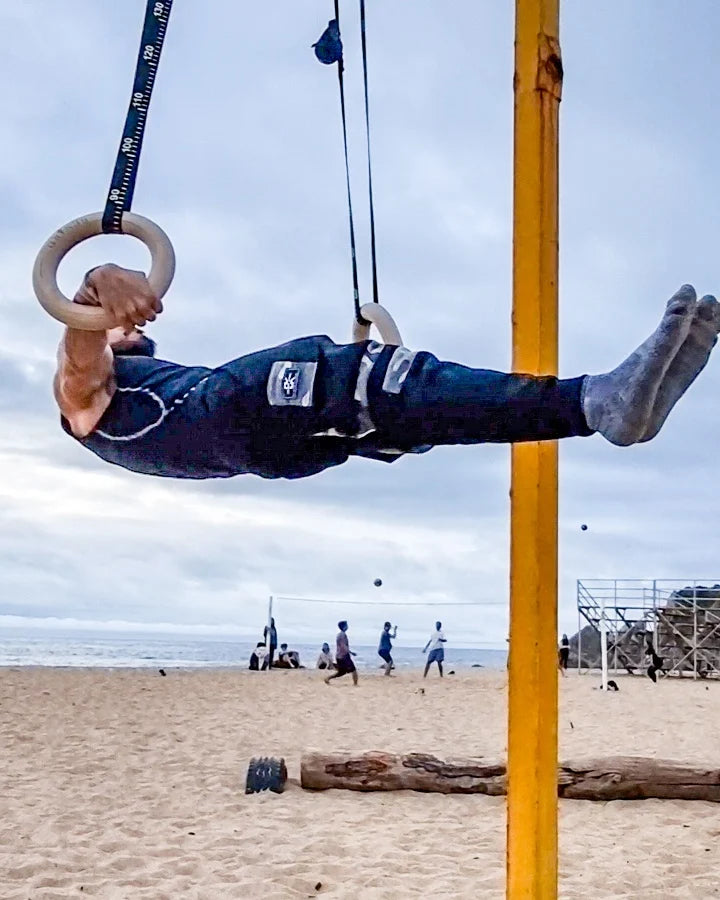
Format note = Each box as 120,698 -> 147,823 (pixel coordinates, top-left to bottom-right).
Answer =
583,285 -> 697,445
639,294 -> 720,442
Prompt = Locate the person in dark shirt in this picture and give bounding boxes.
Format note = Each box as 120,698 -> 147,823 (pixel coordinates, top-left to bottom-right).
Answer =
558,634 -> 570,675
52,267 -> 720,482
263,618 -> 278,669
325,621 -> 358,686
378,621 -> 398,676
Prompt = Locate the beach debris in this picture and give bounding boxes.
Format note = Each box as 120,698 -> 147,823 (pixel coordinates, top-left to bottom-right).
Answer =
245,756 -> 288,795
315,882 -> 323,891
158,669 -> 166,676
300,751 -> 720,801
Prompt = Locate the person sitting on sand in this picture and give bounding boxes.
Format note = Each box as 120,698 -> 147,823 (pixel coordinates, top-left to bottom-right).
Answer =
274,643 -> 301,669
423,621 -> 447,678
53,267 -> 720,481
316,642 -> 334,670
249,641 -> 267,671
325,621 -> 358,685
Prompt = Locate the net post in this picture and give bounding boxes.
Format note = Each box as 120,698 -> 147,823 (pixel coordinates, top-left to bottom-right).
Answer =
266,595 -> 274,672
507,1 -> 562,898
600,596 -> 609,691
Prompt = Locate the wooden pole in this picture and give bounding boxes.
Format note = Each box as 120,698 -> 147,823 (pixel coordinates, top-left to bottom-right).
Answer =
508,2 -> 562,899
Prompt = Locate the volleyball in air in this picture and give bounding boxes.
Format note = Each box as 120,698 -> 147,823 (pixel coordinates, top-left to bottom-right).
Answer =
373,578 -> 383,587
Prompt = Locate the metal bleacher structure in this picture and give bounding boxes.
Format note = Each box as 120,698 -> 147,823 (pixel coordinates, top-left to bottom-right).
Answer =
576,579 -> 720,678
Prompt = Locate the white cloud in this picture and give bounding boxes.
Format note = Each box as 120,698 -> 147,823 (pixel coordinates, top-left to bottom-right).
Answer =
2,0 -> 720,648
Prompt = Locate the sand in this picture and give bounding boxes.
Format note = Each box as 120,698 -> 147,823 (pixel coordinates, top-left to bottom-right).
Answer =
2,667 -> 720,899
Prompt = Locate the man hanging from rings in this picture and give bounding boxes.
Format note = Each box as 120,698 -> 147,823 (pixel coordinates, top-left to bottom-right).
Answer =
53,263 -> 720,481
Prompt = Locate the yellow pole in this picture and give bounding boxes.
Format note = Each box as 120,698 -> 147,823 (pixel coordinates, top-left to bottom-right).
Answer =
507,1 -> 562,899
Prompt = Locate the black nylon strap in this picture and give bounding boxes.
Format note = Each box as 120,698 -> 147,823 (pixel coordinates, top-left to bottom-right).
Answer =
359,0 -> 379,307
102,0 -> 174,234
333,0 -> 364,322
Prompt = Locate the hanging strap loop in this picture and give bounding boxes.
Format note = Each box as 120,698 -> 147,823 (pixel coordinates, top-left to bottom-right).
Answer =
314,2 -> 380,326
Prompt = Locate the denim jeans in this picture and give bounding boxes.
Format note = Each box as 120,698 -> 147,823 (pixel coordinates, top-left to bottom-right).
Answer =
362,346 -> 593,451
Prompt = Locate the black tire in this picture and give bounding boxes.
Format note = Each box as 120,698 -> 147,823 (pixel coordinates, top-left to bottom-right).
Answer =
245,756 -> 288,794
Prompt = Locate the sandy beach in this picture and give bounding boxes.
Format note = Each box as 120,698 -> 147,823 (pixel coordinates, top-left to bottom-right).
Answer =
2,667 -> 720,899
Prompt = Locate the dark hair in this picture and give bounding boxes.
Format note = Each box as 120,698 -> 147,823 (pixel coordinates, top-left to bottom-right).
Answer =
280,643 -> 288,650
111,333 -> 157,358
338,620 -> 348,630
384,621 -> 391,630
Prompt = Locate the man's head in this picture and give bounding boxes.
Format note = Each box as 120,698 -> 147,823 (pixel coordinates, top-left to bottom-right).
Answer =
435,621 -> 442,631
338,620 -> 348,632
383,621 -> 391,632
108,326 -> 156,357
280,643 -> 288,651
321,642 -> 330,653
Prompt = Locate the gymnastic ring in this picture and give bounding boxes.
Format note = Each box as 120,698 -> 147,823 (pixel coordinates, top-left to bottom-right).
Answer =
32,211 -> 176,331
351,303 -> 403,346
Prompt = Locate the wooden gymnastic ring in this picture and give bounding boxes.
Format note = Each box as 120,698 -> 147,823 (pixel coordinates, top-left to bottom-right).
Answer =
32,212 -> 176,331
352,303 -> 403,345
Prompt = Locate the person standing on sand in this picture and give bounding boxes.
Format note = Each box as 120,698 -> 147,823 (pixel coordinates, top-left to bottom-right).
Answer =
325,621 -> 358,685
423,621 -> 447,678
378,621 -> 398,676
263,617 -> 278,669
558,634 -> 570,675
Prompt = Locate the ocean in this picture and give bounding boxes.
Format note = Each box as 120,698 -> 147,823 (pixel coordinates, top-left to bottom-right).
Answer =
0,627 -> 507,671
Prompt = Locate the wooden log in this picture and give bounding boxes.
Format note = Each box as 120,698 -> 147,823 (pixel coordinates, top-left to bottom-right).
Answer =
300,751 -> 720,802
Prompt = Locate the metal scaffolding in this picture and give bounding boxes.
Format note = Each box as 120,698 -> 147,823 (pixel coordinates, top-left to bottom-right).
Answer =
576,579 -> 720,679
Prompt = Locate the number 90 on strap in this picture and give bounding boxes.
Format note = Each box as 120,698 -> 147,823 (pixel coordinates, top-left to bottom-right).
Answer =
32,212 -> 176,331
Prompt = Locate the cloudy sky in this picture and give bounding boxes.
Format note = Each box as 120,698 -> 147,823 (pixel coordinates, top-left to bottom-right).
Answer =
1,0 -> 719,649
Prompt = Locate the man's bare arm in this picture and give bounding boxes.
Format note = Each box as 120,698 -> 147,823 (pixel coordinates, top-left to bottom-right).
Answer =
53,265 -> 162,437
54,329 -> 115,438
